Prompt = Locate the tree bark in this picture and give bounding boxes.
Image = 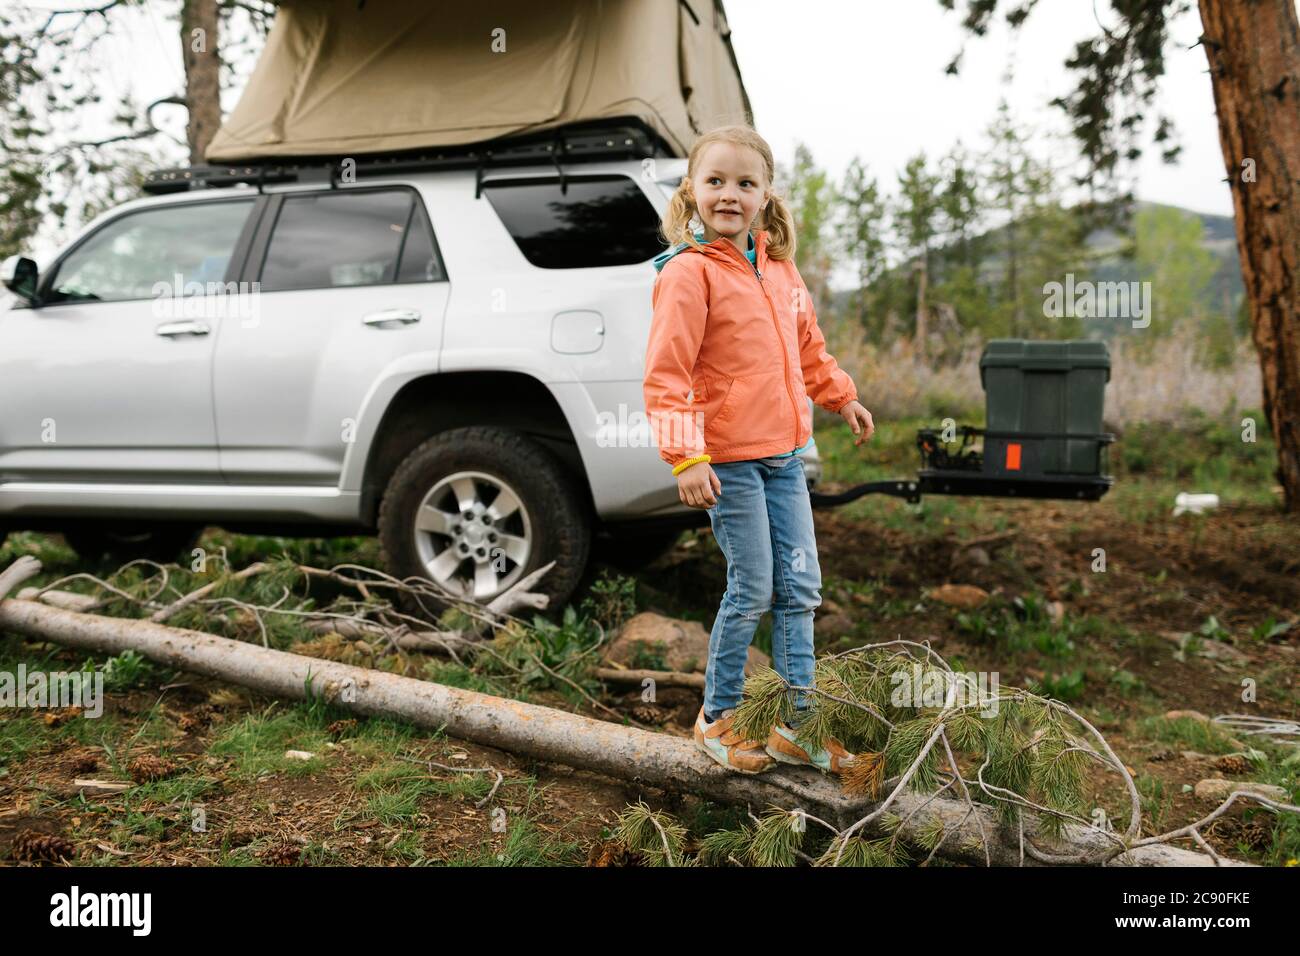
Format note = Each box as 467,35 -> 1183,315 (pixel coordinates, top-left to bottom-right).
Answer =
180,0 -> 221,163
1198,0 -> 1300,511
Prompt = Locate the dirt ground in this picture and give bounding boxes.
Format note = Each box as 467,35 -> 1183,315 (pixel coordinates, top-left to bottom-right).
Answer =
1,496 -> 1297,866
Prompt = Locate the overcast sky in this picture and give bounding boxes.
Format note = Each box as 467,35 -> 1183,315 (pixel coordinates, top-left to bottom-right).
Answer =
38,0 -> 1262,256
724,0 -> 1236,218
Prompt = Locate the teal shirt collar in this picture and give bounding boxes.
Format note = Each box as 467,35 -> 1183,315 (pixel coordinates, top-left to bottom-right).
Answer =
653,229 -> 755,273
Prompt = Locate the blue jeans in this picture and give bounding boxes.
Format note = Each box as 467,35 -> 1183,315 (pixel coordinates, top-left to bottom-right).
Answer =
704,455 -> 822,720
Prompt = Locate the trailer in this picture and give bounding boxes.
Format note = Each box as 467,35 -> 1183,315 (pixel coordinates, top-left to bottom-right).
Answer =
810,339 -> 1116,509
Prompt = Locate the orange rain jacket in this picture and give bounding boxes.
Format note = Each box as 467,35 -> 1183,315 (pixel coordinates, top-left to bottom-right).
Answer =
643,228 -> 859,471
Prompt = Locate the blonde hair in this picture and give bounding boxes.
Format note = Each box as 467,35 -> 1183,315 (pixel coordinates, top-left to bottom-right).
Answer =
660,124 -> 797,261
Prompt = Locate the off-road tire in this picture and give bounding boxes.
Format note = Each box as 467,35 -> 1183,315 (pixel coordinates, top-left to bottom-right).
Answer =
378,426 -> 591,621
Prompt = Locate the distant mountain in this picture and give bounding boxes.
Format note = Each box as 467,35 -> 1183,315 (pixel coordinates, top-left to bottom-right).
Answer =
1085,202 -> 1244,321
830,202 -> 1245,330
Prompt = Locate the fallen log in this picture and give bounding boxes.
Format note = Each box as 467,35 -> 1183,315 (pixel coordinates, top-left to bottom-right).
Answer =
0,559 -> 1246,866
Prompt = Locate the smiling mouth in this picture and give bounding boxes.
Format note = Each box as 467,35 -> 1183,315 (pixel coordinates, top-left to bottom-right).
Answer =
717,210 -> 740,216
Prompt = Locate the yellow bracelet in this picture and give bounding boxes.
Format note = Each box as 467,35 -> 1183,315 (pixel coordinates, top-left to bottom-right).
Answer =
671,454 -> 712,476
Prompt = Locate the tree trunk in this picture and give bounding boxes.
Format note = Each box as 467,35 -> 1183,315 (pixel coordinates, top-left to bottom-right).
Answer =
180,0 -> 221,163
1198,0 -> 1300,512
914,257 -> 929,361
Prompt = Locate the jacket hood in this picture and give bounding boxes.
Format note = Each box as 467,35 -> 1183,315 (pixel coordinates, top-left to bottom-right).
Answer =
652,229 -> 766,274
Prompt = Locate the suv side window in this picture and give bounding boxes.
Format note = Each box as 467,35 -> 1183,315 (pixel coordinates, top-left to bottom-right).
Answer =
482,175 -> 663,269
258,189 -> 445,292
44,199 -> 255,305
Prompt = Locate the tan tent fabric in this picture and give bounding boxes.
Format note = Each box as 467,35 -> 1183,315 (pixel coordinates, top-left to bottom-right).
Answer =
206,0 -> 753,162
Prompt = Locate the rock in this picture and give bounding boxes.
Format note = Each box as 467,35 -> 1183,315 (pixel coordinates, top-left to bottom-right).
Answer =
952,546 -> 991,569
604,612 -> 769,676
926,584 -> 990,609
814,611 -> 855,640
1193,779 -> 1288,806
1165,709 -> 1210,723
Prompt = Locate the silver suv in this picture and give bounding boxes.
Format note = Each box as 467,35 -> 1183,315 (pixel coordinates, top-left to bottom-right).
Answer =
0,132 -> 822,612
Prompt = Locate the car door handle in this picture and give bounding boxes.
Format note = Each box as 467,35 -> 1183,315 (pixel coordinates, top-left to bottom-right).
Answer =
155,320 -> 211,337
363,308 -> 421,326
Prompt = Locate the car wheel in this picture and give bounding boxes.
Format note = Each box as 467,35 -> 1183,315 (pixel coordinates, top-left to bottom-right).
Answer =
378,426 -> 591,619
63,523 -> 204,565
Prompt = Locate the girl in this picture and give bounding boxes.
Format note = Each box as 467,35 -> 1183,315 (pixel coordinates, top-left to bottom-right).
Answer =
643,124 -> 875,776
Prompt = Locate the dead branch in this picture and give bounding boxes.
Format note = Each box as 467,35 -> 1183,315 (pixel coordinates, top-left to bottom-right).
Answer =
594,667 -> 706,690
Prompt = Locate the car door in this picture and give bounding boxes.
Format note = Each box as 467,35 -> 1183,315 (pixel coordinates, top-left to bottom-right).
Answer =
213,185 -> 449,485
0,197 -> 258,483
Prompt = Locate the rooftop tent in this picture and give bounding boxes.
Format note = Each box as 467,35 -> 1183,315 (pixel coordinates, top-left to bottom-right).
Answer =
204,0 -> 753,162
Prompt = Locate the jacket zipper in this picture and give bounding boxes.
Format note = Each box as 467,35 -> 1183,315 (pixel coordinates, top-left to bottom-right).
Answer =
712,236 -> 802,450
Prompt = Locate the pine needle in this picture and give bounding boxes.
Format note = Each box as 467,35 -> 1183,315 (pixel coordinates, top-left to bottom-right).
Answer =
841,750 -> 886,798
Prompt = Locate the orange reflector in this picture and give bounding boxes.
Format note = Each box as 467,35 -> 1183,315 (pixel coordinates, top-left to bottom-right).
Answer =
1006,443 -> 1022,470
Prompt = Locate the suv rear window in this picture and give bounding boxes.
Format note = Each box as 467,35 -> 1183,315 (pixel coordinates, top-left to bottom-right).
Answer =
482,175 -> 663,269
259,189 -> 446,292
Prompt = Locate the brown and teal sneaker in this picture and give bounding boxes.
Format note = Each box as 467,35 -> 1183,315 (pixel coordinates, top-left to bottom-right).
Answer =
764,719 -> 858,775
694,707 -> 776,774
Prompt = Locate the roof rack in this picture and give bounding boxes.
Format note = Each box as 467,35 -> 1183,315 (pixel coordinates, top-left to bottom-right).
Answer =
143,118 -> 672,196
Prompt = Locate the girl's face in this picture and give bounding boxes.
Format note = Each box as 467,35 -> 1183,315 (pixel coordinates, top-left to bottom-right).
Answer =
690,141 -> 769,248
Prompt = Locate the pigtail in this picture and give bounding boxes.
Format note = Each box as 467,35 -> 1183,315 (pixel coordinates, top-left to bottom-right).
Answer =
660,180 -> 707,255
759,191 -> 798,261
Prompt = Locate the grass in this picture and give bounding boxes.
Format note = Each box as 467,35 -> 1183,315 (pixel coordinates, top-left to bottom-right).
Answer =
1138,715 -> 1244,755
207,706 -> 335,779
949,590 -> 1121,663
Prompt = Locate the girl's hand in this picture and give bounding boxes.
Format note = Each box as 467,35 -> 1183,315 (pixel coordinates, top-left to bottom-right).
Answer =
840,400 -> 875,445
677,461 -> 722,508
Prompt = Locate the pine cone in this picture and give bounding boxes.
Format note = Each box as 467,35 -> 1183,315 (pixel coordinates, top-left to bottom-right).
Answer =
1215,754 -> 1251,775
41,707 -> 83,727
327,719 -> 358,739
586,838 -> 639,867
176,712 -> 205,733
68,752 -> 99,775
11,829 -> 75,864
1208,815 -> 1271,851
262,842 -> 302,866
630,704 -> 667,725
128,754 -> 179,783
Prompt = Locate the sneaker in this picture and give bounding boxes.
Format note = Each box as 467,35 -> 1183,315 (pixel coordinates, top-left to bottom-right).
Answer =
694,707 -> 775,774
765,720 -> 858,775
